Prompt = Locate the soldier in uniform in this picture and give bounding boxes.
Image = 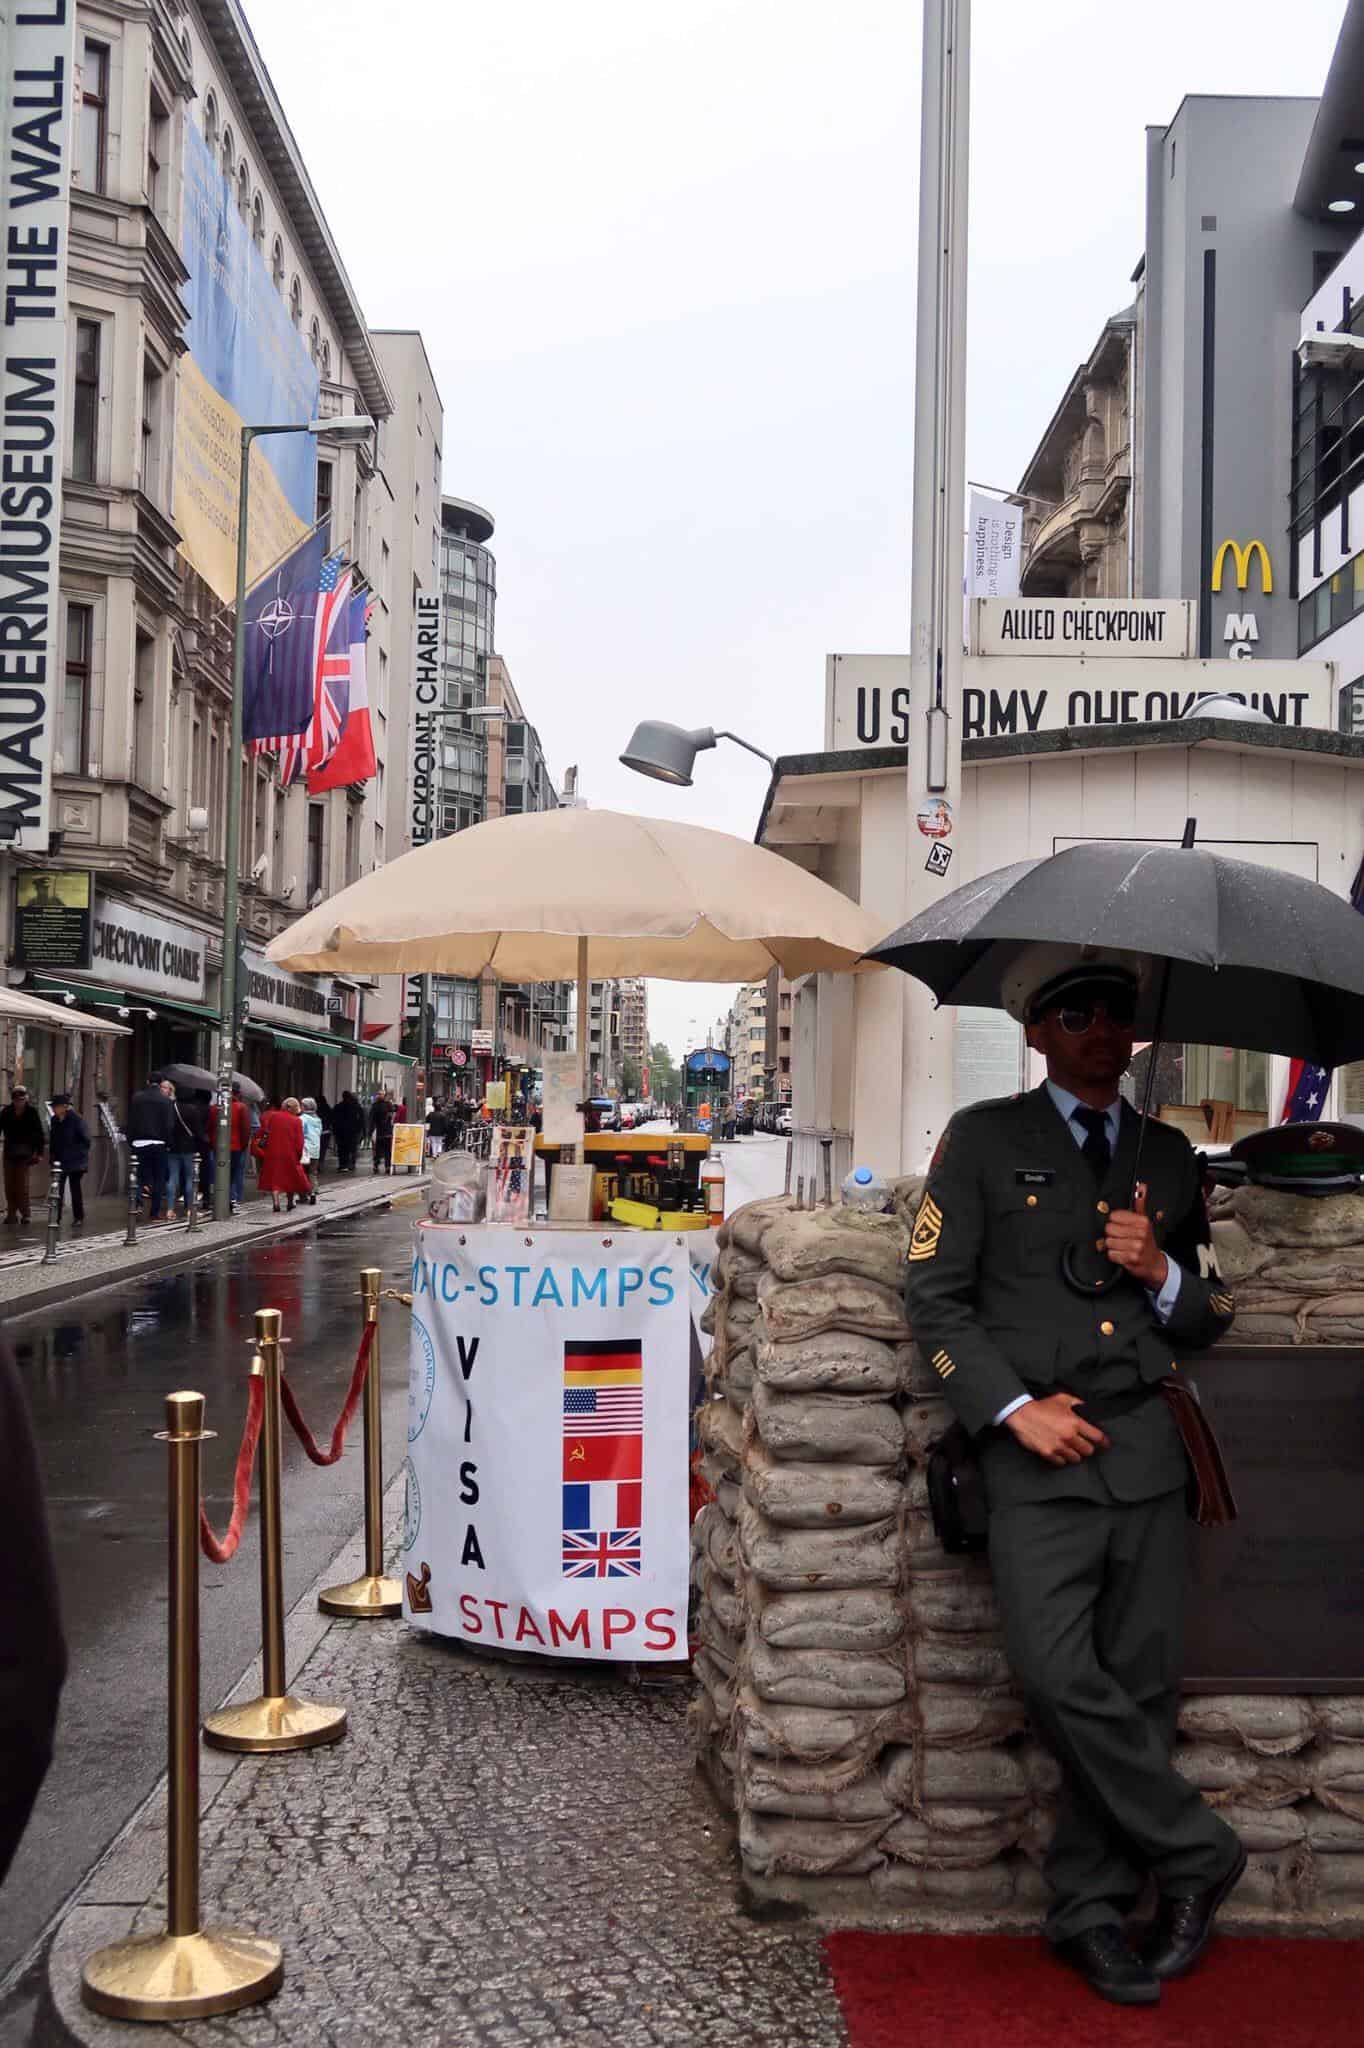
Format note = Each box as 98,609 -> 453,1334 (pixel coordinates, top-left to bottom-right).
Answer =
905,945 -> 1244,2006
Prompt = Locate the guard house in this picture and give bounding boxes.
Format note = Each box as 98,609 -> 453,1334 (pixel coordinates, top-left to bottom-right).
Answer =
759,643 -> 1364,1186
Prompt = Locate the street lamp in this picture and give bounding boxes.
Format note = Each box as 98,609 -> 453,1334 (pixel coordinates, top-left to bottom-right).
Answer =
619,720 -> 773,787
214,414 -> 372,1219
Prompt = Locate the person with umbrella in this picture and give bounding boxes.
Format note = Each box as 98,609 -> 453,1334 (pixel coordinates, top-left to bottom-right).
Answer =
902,943 -> 1243,2005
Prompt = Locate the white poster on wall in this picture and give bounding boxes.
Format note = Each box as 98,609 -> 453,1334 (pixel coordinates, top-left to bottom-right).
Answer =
541,1050 -> 585,1145
402,1223 -> 691,1660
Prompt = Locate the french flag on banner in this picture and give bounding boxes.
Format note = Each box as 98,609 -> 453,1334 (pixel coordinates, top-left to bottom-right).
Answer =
308,590 -> 377,792
1279,849 -> 1364,1123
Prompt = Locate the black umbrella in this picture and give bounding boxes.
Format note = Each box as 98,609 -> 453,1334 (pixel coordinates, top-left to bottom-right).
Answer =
868,819 -> 1364,1294
868,824 -> 1364,1068
159,1061 -> 265,1105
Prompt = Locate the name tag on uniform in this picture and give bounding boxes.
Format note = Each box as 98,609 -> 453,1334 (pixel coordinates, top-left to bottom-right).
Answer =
1015,1169 -> 1055,1187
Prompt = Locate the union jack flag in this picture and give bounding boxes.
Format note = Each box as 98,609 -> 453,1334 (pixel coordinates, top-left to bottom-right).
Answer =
562,1529 -> 642,1578
280,552 -> 350,787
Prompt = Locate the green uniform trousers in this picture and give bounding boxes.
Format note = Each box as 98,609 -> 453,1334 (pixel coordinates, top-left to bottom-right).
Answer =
988,1486 -> 1240,1943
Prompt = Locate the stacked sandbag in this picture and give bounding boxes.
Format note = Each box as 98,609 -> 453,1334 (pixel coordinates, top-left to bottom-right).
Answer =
693,1192 -> 1037,1927
1211,1186 -> 1364,1344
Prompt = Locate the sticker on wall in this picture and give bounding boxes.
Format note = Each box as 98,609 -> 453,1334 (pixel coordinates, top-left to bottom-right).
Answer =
916,797 -> 954,839
925,842 -> 954,878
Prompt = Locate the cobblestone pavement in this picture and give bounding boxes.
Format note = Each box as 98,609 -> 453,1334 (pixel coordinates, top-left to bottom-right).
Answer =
41,1543 -> 845,2048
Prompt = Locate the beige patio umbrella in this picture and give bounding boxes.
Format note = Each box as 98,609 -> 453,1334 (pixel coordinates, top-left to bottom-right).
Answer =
265,807 -> 886,1090
0,984 -> 132,1035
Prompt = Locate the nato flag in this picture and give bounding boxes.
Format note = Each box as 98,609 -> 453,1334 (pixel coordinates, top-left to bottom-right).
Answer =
242,524 -> 328,744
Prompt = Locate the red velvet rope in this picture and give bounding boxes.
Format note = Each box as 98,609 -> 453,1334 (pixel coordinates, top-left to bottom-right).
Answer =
199,1373 -> 265,1564
278,1321 -> 375,1467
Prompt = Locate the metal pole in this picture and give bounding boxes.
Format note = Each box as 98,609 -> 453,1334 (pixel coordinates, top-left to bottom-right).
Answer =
80,1392 -> 283,2024
124,1142 -> 140,1246
204,1309 -> 347,1751
319,1267 -> 401,1616
41,1156 -> 62,1264
901,0 -> 970,1171
820,1137 -> 834,1208
784,1138 -> 793,1196
214,427 -> 254,1223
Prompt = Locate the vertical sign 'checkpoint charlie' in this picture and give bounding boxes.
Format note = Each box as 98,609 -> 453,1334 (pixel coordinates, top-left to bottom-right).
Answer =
1,2 -> 78,849
402,1224 -> 691,1660
405,594 -> 442,1041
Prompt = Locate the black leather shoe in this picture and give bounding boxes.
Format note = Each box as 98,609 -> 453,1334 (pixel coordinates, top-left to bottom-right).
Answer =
1053,1927 -> 1160,2005
1140,1844 -> 1247,1979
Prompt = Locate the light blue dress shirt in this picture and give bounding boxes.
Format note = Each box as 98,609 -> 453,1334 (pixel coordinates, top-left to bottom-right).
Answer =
993,1082 -> 1182,1426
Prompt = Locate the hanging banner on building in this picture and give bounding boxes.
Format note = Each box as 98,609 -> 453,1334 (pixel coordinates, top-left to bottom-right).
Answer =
966,492 -> 1023,598
402,1224 -> 691,1660
405,592 -> 442,1038
174,123 -> 319,601
0,1 -> 79,848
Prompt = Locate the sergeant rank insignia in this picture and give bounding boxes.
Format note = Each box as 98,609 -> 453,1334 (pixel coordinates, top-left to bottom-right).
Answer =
909,1193 -> 943,1262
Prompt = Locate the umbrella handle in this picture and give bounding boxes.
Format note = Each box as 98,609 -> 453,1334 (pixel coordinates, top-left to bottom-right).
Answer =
1060,1240 -> 1126,1297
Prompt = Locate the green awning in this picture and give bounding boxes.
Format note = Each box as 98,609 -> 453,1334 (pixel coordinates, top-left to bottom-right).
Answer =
265,1025 -> 416,1065
31,978 -> 220,1027
360,1046 -> 417,1067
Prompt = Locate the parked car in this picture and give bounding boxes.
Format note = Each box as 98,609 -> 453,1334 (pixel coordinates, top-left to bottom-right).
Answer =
776,1107 -> 792,1136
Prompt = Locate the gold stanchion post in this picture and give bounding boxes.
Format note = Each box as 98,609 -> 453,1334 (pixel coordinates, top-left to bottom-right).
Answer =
318,1267 -> 401,1616
203,1309 -> 348,1752
81,1392 -> 283,2021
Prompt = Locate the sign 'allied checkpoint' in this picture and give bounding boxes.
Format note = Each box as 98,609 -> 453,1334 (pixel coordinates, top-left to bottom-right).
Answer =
402,1225 -> 696,1661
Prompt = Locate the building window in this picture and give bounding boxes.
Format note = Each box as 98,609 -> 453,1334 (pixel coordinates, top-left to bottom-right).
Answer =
307,803 -> 325,898
290,276 -> 303,328
140,356 -> 164,500
309,317 -> 321,365
61,603 -> 92,775
321,340 -> 331,379
78,40 -> 110,193
344,806 -> 357,884
237,160 -> 250,221
315,458 -> 333,528
271,235 -> 285,293
147,91 -> 168,216
221,126 -> 234,181
203,92 -> 219,155
133,633 -> 156,789
71,319 -> 101,480
252,193 -> 265,252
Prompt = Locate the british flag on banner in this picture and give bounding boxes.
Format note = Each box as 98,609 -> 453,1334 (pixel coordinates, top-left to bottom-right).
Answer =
562,1339 -> 643,1576
280,551 -> 350,786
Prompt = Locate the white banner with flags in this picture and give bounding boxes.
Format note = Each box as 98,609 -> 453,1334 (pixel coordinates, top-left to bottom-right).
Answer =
402,1223 -> 692,1660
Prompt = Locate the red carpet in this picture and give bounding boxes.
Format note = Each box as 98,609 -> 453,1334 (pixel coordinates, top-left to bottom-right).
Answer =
824,1931 -> 1364,2048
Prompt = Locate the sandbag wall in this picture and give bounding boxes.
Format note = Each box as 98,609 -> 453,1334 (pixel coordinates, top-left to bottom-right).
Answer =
691,1187 -> 1364,1933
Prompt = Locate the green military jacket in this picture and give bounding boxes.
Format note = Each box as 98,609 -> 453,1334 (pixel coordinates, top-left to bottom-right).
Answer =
904,1084 -> 1235,1507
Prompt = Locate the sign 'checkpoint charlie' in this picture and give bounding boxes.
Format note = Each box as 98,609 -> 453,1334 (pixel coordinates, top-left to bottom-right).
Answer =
402,1225 -> 696,1661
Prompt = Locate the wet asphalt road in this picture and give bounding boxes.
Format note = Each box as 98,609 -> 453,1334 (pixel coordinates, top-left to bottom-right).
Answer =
0,1202 -> 418,1986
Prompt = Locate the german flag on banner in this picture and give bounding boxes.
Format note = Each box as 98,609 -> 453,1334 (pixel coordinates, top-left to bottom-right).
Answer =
563,1338 -> 644,1387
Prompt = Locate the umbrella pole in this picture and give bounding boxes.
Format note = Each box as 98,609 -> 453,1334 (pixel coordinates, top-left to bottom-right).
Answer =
576,937 -> 590,1122
1128,817 -> 1197,1202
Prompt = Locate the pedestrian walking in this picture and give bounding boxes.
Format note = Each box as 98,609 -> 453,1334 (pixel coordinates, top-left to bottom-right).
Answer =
299,1096 -> 322,1203
0,1086 -> 45,1226
126,1076 -> 176,1221
368,1089 -> 396,1173
258,1097 -> 311,1213
166,1087 -> 204,1219
47,1094 -> 90,1225
332,1089 -> 364,1172
0,1332 -> 67,1885
904,947 -> 1244,2008
206,1082 -> 253,1213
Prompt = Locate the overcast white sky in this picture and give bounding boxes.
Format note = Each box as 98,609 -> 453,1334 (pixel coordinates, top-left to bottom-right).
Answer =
249,0 -> 1345,1062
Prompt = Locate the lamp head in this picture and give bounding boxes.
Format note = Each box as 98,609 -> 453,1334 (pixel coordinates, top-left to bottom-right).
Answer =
619,721 -> 717,787
307,413 -> 372,444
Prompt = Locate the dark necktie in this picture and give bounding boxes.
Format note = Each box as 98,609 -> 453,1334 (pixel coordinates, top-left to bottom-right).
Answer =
1072,1106 -> 1112,1181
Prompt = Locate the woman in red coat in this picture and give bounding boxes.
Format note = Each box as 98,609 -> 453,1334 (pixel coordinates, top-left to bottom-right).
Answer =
257,1096 -> 312,1211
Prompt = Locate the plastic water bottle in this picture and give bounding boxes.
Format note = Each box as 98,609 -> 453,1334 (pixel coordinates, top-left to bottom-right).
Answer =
841,1165 -> 890,1212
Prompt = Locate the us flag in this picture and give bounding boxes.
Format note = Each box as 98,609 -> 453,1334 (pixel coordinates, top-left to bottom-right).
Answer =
1278,849 -> 1364,1122
562,1338 -> 643,1577
281,552 -> 350,786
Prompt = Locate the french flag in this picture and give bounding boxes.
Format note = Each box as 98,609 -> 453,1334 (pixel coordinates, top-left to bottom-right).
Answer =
308,591 -> 377,792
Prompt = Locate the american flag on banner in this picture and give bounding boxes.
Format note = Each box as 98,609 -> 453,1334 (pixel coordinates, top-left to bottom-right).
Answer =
1279,849 -> 1364,1122
280,551 -> 350,786
562,1339 -> 643,1577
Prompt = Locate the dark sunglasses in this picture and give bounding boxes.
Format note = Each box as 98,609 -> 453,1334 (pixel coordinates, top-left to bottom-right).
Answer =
1053,994 -> 1137,1035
